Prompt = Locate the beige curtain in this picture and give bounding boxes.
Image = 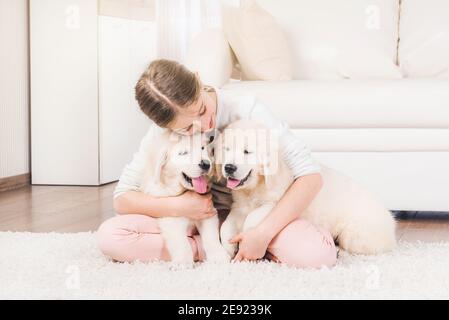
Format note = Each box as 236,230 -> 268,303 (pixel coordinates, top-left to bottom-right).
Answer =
156,0 -> 224,63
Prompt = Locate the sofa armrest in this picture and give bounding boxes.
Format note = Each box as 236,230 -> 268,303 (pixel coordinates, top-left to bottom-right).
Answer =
185,28 -> 235,88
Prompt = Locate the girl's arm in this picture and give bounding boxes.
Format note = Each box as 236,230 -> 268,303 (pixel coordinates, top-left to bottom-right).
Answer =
114,191 -> 176,217
114,190 -> 217,220
258,172 -> 323,241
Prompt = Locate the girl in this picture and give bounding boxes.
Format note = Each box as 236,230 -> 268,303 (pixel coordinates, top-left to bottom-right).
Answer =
97,59 -> 337,268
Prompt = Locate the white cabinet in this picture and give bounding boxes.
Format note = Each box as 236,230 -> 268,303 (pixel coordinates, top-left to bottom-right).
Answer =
30,0 -> 157,185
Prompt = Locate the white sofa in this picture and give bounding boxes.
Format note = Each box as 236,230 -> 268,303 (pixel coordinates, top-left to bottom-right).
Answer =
186,0 -> 449,212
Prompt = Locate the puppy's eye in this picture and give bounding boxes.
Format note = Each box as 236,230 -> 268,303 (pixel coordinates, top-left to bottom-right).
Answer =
178,150 -> 188,156
244,149 -> 251,154
201,146 -> 205,150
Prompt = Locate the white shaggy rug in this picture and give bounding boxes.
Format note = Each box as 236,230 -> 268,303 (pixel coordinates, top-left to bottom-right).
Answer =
1,232 -> 449,300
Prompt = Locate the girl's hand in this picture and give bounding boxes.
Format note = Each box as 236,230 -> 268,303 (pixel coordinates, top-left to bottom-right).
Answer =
229,227 -> 272,262
172,191 -> 217,220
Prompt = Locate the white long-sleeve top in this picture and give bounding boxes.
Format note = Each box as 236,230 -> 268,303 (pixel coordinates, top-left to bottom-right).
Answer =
113,87 -> 321,210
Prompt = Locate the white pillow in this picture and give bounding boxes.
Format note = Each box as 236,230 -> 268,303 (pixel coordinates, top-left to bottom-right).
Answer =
222,0 -> 294,81
399,0 -> 449,78
185,28 -> 234,88
255,0 -> 402,79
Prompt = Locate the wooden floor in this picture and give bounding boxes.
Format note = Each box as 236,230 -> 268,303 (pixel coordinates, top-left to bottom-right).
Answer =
0,183 -> 116,233
1,182 -> 449,242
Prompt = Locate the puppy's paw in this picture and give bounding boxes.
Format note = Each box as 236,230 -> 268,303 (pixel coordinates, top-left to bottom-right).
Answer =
170,250 -> 194,267
206,246 -> 232,263
222,243 -> 238,259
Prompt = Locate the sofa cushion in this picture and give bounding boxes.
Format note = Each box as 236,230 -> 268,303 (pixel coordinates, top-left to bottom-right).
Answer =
254,0 -> 401,79
292,128 -> 449,152
399,0 -> 449,78
221,79 -> 449,128
222,0 -> 293,81
185,28 -> 234,88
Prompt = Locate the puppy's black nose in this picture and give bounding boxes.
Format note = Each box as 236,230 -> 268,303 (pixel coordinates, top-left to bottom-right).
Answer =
199,160 -> 210,171
224,164 -> 237,175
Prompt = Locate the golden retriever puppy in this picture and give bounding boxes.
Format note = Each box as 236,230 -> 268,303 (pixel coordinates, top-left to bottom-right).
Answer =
141,130 -> 230,264
216,120 -> 396,257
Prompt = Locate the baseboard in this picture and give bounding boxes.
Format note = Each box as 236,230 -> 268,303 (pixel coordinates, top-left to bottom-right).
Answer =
0,173 -> 30,192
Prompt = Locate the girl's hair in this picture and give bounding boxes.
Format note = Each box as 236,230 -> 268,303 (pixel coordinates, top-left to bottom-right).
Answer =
135,58 -> 214,127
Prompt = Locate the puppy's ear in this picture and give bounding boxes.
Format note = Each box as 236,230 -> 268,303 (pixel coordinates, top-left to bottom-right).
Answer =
257,139 -> 279,190
258,155 -> 275,190
203,138 -> 216,180
152,146 -> 169,182
140,136 -> 170,193
206,147 -> 217,181
212,134 -> 224,182
214,163 -> 223,182
263,169 -> 276,190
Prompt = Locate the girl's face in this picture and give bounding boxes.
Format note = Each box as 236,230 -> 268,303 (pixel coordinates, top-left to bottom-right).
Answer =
169,87 -> 217,136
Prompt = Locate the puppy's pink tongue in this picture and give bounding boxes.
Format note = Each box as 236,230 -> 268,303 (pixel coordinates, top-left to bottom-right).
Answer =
192,176 -> 208,194
227,178 -> 241,189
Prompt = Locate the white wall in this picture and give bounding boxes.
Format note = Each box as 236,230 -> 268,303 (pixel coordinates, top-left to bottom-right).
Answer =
0,0 -> 30,179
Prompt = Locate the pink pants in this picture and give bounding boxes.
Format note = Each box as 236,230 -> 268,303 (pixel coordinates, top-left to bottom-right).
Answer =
97,213 -> 337,268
